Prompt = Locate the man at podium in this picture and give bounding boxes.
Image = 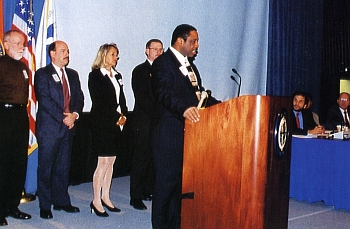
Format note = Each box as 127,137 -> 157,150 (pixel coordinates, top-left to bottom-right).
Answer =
150,24 -> 220,229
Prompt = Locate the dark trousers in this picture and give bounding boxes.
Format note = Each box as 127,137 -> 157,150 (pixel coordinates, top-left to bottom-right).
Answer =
37,129 -> 73,210
0,106 -> 29,217
130,128 -> 154,199
151,119 -> 184,229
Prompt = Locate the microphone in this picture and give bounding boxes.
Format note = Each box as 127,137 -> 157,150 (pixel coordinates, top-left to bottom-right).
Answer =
230,75 -> 239,84
202,90 -> 211,108
197,91 -> 208,109
205,90 -> 211,98
230,68 -> 242,97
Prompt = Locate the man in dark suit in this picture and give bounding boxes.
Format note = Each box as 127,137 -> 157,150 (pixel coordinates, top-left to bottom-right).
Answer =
291,91 -> 323,135
34,40 -> 84,219
325,92 -> 350,130
0,30 -> 32,226
130,39 -> 163,210
151,24 -> 220,229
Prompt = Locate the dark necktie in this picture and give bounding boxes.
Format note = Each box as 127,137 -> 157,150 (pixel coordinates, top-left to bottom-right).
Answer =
61,68 -> 70,113
185,61 -> 200,101
296,112 -> 300,128
116,73 -> 126,113
344,110 -> 349,127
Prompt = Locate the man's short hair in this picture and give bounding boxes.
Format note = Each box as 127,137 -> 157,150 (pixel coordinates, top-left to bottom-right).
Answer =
48,41 -> 57,59
146,39 -> 163,49
171,24 -> 197,46
293,91 -> 309,105
3,30 -> 22,42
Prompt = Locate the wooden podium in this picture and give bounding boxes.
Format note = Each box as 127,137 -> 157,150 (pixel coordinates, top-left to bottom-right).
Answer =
181,95 -> 291,229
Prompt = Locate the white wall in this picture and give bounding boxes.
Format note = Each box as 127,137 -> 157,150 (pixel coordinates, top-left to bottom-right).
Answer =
55,0 -> 269,111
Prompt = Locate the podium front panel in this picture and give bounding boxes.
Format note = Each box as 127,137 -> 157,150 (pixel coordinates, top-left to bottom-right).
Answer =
181,95 -> 291,229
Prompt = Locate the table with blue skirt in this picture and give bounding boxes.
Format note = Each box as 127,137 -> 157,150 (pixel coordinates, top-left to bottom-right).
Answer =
290,136 -> 350,210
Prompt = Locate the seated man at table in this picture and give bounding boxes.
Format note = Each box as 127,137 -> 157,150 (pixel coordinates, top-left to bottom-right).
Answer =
291,91 -> 324,135
324,92 -> 350,130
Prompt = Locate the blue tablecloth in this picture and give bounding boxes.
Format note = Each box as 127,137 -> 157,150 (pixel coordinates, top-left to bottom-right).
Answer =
290,136 -> 350,210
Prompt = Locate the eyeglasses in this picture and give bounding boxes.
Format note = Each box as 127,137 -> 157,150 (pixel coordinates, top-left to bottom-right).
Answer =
148,48 -> 164,53
7,41 -> 27,47
339,98 -> 349,102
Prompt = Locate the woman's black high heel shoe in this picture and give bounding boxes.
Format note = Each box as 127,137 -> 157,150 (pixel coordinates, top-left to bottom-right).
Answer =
101,199 -> 121,212
90,202 -> 109,217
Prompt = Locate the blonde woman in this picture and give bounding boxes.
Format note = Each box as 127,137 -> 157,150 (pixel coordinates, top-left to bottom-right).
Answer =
88,43 -> 127,217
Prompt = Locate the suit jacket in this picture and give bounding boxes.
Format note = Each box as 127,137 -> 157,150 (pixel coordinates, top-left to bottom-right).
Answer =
131,60 -> 157,132
88,68 -> 128,131
290,109 -> 317,135
151,48 -> 220,149
150,48 -> 220,229
152,49 -> 220,121
34,63 -> 84,140
325,105 -> 348,130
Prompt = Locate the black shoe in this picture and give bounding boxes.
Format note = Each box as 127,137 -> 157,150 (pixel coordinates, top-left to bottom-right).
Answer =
90,202 -> 109,217
7,208 -> 31,220
101,200 -> 121,212
142,194 -> 153,201
130,199 -> 147,210
53,204 -> 80,213
40,209 -> 53,219
0,217 -> 8,226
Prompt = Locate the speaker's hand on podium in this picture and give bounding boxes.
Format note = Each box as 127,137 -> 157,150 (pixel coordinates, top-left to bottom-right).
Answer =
183,107 -> 200,123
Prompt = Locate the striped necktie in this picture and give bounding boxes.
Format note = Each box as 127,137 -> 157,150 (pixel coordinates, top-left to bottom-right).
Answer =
185,60 -> 200,101
344,110 -> 349,127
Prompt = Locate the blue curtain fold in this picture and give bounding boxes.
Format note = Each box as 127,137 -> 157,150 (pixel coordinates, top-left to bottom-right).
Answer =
267,0 -> 324,112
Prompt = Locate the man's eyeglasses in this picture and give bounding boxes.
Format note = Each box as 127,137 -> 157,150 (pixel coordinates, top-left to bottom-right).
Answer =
148,48 -> 164,53
7,41 -> 27,48
339,98 -> 349,102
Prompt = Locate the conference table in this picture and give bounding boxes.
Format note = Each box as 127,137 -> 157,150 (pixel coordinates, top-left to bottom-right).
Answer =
290,135 -> 350,211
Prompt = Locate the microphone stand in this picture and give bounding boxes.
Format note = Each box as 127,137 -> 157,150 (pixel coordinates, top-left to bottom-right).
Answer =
231,68 -> 241,97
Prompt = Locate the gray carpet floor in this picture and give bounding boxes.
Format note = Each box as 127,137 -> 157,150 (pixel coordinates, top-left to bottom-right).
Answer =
6,176 -> 152,229
5,176 -> 350,228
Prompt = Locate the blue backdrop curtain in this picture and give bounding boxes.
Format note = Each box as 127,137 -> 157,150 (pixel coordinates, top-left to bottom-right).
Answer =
267,0 -> 324,112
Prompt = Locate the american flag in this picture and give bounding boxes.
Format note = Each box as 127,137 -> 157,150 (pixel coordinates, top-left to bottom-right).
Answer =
0,40 -> 4,56
11,0 -> 37,155
0,0 -> 4,57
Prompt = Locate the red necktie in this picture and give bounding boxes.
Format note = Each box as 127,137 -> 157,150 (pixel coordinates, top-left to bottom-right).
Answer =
296,112 -> 300,128
61,68 -> 70,113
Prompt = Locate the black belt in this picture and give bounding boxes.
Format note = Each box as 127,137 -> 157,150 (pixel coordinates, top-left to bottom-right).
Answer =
0,103 -> 26,108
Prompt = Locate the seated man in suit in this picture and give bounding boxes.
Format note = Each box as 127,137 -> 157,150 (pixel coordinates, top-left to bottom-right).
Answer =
324,92 -> 350,130
291,91 -> 324,135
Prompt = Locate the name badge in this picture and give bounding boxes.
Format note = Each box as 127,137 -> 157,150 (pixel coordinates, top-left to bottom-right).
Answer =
118,78 -> 123,86
52,73 -> 60,82
23,70 -> 29,79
